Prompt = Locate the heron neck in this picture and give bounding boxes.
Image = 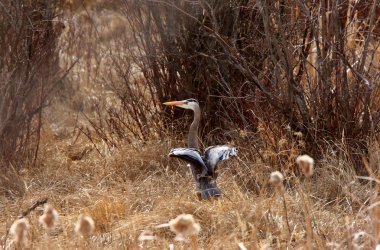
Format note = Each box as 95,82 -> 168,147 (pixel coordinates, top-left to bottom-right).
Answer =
188,105 -> 200,150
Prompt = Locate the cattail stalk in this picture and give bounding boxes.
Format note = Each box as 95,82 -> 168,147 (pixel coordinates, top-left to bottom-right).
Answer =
191,234 -> 199,250
281,191 -> 291,239
269,171 -> 290,242
299,189 -> 313,250
249,225 -> 259,250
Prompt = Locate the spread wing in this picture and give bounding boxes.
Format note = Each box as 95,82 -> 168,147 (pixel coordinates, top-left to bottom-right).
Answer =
169,148 -> 208,175
204,146 -> 237,173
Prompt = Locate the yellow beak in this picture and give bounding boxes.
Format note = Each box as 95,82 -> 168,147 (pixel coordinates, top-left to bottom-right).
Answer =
163,101 -> 185,106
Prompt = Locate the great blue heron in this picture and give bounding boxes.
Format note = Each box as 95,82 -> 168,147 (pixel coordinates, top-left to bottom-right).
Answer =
163,98 -> 237,199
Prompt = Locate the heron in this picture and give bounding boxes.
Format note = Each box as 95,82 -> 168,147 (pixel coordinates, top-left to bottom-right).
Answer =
163,98 -> 237,200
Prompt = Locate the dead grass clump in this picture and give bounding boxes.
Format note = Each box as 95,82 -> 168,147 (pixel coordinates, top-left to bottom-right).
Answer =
88,197 -> 127,233
107,141 -> 175,182
313,156 -> 368,206
9,218 -> 30,248
67,144 -> 93,161
255,120 -> 305,174
0,162 -> 25,197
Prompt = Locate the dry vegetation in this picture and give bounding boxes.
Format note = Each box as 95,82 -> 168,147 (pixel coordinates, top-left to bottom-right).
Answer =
0,132 -> 377,249
1,0 -> 380,249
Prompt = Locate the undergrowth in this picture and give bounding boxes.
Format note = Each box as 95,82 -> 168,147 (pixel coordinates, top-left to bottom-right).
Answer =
0,125 -> 378,249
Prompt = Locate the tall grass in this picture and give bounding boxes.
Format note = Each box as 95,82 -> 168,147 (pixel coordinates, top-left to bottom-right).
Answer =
0,134 -> 377,249
1,0 -> 380,249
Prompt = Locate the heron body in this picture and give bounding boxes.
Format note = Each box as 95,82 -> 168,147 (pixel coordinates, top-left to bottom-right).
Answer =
163,99 -> 237,199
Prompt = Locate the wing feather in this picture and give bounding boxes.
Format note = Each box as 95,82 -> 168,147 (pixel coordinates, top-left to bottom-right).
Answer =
169,148 -> 207,174
204,146 -> 237,173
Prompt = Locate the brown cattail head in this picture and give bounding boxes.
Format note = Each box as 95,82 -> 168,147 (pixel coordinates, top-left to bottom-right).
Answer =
75,215 -> 95,238
269,171 -> 284,187
169,214 -> 201,238
39,204 -> 59,230
9,218 -> 30,247
296,154 -> 315,177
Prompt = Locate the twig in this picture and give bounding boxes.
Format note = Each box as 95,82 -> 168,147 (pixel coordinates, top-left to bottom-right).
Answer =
358,0 -> 379,73
19,197 -> 48,218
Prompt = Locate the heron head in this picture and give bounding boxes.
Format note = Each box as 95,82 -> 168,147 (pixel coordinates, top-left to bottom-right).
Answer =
163,98 -> 199,110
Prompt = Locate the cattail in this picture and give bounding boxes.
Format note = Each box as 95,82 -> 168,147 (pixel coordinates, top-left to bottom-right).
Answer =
296,154 -> 314,177
75,215 -> 95,238
39,204 -> 59,230
157,214 -> 201,245
270,171 -> 290,236
269,171 -> 284,188
9,218 -> 30,247
169,214 -> 200,249
169,214 -> 201,238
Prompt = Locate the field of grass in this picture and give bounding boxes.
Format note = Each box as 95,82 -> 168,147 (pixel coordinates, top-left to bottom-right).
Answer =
1,1 -> 380,249
0,124 -> 378,249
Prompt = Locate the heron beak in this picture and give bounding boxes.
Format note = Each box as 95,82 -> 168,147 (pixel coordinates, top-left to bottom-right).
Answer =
163,101 -> 185,106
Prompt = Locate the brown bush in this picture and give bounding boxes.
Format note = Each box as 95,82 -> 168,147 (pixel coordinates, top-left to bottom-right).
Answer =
60,0 -> 379,173
114,0 -> 380,172
0,0 -> 65,193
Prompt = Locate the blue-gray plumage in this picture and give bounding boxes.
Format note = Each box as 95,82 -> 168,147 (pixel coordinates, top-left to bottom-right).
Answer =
169,146 -> 237,178
164,98 -> 237,200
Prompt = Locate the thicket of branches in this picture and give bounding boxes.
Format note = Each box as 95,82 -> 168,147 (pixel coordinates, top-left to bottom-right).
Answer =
108,0 -> 380,170
0,0 -> 63,194
2,0 -> 378,182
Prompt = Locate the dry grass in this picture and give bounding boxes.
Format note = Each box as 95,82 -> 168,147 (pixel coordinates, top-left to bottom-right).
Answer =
1,1 -> 379,249
0,125 -> 377,249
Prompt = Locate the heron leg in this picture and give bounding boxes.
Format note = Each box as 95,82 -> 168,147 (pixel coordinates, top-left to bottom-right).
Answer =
196,177 -> 221,200
188,164 -> 221,200
194,167 -> 209,179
